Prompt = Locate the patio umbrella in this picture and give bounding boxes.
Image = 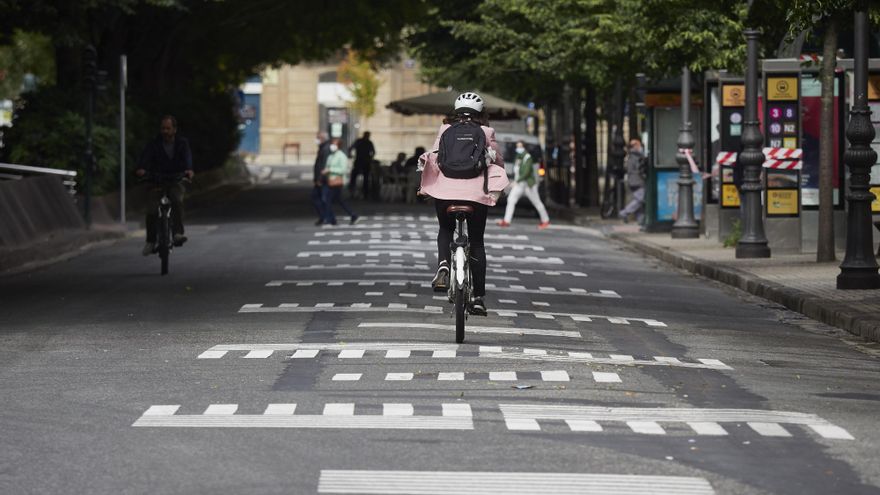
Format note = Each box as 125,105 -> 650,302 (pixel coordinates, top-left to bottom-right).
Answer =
386,90 -> 536,120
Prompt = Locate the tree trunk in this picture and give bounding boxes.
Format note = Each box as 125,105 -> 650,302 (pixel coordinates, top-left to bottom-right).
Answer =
628,84 -> 639,140
573,86 -> 585,205
817,22 -> 838,262
584,85 -> 599,207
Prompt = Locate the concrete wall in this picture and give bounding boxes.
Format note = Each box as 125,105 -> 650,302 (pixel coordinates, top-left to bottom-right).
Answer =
0,175 -> 85,249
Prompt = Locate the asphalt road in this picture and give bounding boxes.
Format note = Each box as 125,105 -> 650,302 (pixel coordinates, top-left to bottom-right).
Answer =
1,165 -> 879,495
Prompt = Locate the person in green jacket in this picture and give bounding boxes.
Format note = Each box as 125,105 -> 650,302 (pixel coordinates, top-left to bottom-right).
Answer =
321,138 -> 359,226
498,141 -> 550,228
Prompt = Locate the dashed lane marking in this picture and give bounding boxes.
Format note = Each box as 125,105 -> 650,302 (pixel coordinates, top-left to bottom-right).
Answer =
316,471 -> 716,495
238,303 -> 443,314
133,403 -> 473,430
363,272 -> 520,281
308,239 -> 545,252
297,250 -> 426,259
490,268 -> 587,277
265,279 -> 619,298
489,309 -> 666,327
499,404 -> 854,439
356,322 -> 581,339
313,230 -> 530,241
284,263 -> 430,271
197,341 -> 729,370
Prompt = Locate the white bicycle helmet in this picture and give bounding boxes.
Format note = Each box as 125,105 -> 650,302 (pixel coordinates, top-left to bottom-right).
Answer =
454,92 -> 484,113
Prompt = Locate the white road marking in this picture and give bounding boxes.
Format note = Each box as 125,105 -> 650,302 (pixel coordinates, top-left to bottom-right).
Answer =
489,309 -> 666,327
385,350 -> 411,358
243,350 -> 273,359
238,303 -> 443,315
291,349 -> 320,359
264,404 -> 297,415
489,268 -> 587,277
338,350 -> 365,359
365,292 -> 383,296
332,373 -> 362,381
540,370 -> 570,381
499,299 -> 517,304
383,404 -> 414,416
385,373 -> 414,381
532,301 -> 550,307
438,372 -> 465,381
324,404 -> 355,415
357,322 -> 581,339
204,404 -> 237,415
566,420 -> 603,432
499,405 -> 854,439
687,422 -> 728,436
285,263 -> 430,271
316,470 -> 717,495
592,372 -> 622,383
134,404 -> 475,430
627,421 -> 666,435
489,371 -> 517,381
298,250 -> 426,258
481,350 -> 731,370
309,238 -> 545,252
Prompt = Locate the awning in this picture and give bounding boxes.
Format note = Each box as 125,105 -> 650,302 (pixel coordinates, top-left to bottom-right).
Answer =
386,90 -> 537,120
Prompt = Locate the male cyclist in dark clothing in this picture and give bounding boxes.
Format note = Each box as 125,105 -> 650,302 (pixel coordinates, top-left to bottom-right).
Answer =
135,115 -> 193,256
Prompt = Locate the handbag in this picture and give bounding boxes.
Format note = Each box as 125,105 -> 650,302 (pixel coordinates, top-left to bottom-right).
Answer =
327,175 -> 344,187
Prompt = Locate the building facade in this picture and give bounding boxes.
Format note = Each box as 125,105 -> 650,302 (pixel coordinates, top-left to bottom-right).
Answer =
245,58 -> 443,165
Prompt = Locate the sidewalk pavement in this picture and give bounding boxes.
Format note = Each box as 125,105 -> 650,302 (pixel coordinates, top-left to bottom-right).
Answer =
586,219 -> 880,344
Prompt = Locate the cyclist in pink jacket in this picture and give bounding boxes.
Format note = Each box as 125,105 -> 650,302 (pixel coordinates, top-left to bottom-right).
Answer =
419,92 -> 509,315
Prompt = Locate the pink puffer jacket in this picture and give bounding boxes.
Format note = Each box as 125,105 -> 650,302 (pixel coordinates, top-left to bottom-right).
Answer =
419,123 -> 510,206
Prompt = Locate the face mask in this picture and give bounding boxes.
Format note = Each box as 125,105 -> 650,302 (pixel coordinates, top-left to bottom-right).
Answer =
329,144 -> 338,152
516,147 -> 525,155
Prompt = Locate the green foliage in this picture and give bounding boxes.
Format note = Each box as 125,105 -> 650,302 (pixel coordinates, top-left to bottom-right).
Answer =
723,219 -> 742,248
0,30 -> 54,99
338,51 -> 381,119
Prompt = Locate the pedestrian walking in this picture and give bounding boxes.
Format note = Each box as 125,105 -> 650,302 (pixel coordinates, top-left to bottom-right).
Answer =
419,92 -> 509,316
498,141 -> 550,229
312,131 -> 331,226
619,138 -> 647,224
348,131 -> 375,199
322,138 -> 359,225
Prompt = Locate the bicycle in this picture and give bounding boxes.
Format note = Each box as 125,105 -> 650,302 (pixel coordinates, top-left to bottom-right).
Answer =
143,172 -> 189,275
445,204 -> 475,343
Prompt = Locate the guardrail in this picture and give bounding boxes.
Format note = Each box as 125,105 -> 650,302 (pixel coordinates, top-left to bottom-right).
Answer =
0,162 -> 78,195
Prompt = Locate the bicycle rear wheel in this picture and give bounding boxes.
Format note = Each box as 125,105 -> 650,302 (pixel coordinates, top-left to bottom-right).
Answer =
454,285 -> 465,343
158,217 -> 170,276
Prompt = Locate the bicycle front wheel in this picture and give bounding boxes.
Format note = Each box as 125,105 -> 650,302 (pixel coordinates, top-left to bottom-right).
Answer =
454,285 -> 466,343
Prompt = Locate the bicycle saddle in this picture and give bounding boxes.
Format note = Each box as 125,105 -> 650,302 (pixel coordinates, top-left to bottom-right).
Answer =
446,205 -> 474,215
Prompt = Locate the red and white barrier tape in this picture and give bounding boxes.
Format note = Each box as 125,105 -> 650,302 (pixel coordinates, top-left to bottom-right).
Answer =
715,151 -> 737,166
763,147 -> 802,159
763,159 -> 803,170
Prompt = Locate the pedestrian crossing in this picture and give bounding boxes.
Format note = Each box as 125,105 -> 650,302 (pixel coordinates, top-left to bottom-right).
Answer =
132,402 -> 853,440
329,370 -> 604,383
313,230 -> 530,241
133,403 -> 474,430
316,471 -> 717,495
498,404 -> 855,439
308,238 -> 546,251
264,279 -> 620,298
238,303 -> 444,314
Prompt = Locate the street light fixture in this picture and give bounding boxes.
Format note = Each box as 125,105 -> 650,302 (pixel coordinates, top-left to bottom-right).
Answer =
837,4 -> 880,289
672,66 -> 699,238
736,29 -> 771,258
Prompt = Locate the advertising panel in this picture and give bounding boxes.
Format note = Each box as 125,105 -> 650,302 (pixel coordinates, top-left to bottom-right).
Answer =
800,73 -> 844,207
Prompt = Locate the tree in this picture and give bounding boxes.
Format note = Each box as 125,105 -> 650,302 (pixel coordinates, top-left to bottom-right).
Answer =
338,51 -> 381,131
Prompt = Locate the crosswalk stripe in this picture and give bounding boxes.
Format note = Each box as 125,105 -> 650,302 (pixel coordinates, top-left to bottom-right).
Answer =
499,404 -> 853,439
133,404 -> 475,430
285,263 -> 431,271
438,372 -> 464,381
385,373 -> 414,381
383,404 -> 414,416
338,350 -> 365,359
316,470 -> 717,495
327,370 -> 617,384
267,279 -> 615,298
489,268 -> 587,277
298,250 -> 427,258
489,309 -> 666,327
292,349 -> 320,359
238,303 -> 443,315
489,372 -> 517,381
332,373 -> 362,381
308,238 -> 545,251
540,370 -> 570,381
627,421 -> 666,435
357,322 -> 581,339
566,420 -> 603,432
592,372 -> 622,383
385,350 -> 411,358
243,350 -> 273,359
264,404 -> 297,415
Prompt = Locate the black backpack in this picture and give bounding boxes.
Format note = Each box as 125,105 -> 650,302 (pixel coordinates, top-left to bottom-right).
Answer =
438,120 -> 489,192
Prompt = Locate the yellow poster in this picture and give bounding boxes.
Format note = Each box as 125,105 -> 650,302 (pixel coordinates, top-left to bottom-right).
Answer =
768,77 -> 798,101
722,184 -> 741,208
868,76 -> 880,101
783,137 -> 798,149
722,85 -> 745,107
871,186 -> 880,212
767,189 -> 799,215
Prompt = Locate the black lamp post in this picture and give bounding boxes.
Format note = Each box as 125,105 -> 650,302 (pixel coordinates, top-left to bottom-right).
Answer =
837,4 -> 880,289
611,79 -> 626,214
736,29 -> 771,258
83,45 -> 97,227
672,66 -> 699,238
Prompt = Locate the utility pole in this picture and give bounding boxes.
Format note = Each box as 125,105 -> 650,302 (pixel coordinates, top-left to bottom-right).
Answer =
736,29 -> 771,258
611,79 -> 626,214
837,3 -> 880,289
672,66 -> 699,238
120,54 -> 127,225
83,45 -> 97,228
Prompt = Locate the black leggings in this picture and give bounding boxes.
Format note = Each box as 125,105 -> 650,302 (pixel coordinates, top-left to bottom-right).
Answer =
434,199 -> 488,297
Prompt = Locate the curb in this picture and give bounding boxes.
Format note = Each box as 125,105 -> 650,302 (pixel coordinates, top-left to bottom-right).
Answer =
610,232 -> 880,344
0,228 -> 128,275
